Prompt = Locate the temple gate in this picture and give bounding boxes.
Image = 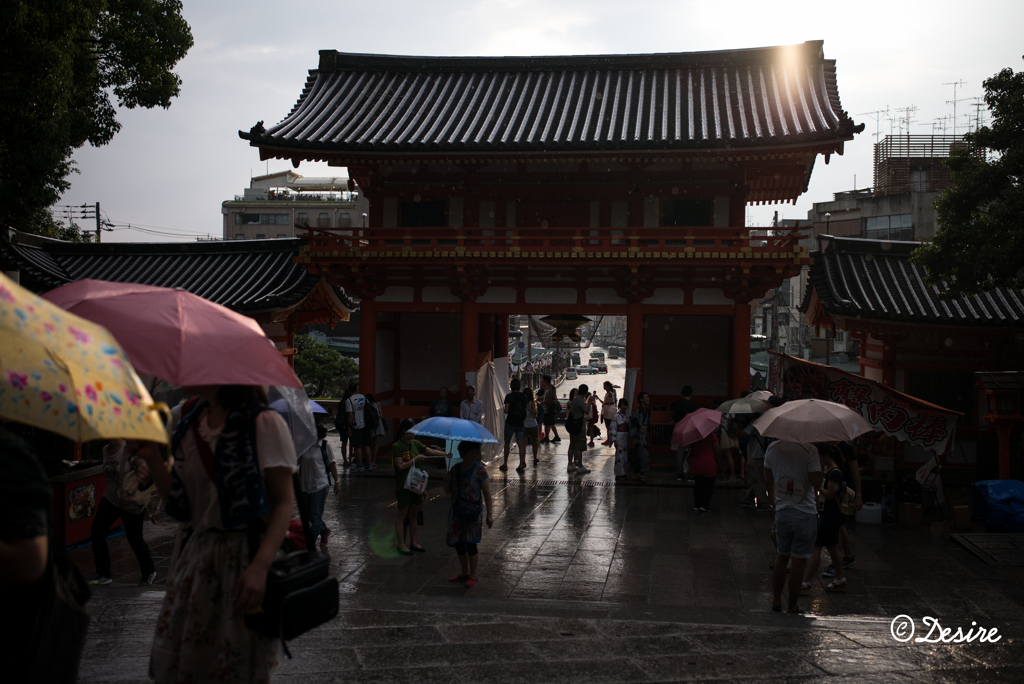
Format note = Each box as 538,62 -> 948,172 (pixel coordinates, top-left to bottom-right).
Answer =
241,40 -> 862,424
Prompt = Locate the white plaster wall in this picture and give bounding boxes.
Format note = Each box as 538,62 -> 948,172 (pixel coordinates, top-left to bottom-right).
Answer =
377,286 -> 415,303
400,313 -> 461,392
586,288 -> 628,305
449,196 -> 464,228
692,288 -> 734,305
644,196 -> 659,227
376,328 -> 394,393
525,288 -> 576,304
714,195 -> 730,227
422,286 -> 461,303
383,197 -> 398,228
642,289 -> 685,305
642,315 -> 730,397
477,287 -> 517,304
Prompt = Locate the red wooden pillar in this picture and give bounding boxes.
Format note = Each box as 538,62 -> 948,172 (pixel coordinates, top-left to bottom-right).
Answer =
626,302 -> 643,407
731,302 -> 751,398
495,314 -> 510,358
462,302 -> 478,395
358,300 -> 376,394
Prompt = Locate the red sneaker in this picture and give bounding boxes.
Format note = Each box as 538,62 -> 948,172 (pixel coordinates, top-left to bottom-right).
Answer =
448,574 -> 466,582
465,577 -> 478,587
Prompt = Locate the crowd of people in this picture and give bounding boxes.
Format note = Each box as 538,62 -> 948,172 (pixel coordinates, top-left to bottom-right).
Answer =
3,361 -> 872,681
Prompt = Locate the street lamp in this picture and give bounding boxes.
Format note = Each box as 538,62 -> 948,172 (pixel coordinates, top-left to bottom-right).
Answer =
361,213 -> 367,228
825,212 -> 831,234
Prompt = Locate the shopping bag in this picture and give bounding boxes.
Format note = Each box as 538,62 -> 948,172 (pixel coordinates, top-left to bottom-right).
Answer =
404,464 -> 428,495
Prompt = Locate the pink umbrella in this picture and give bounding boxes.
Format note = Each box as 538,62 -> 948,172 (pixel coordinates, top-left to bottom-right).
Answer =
43,280 -> 301,388
671,408 -> 722,447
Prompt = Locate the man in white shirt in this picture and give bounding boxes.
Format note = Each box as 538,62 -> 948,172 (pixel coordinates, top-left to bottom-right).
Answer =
460,385 -> 484,424
346,385 -> 370,472
297,424 -> 340,548
764,440 -> 822,613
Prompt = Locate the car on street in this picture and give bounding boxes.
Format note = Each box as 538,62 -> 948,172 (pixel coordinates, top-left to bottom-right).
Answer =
575,365 -> 597,374
565,367 -> 578,380
594,362 -> 608,373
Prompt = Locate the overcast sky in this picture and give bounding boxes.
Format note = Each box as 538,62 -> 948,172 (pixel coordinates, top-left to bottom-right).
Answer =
58,0 -> 1023,242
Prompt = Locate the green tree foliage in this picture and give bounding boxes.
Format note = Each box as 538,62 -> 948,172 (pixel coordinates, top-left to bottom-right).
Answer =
0,1 -> 193,234
294,335 -> 359,398
913,66 -> 1024,297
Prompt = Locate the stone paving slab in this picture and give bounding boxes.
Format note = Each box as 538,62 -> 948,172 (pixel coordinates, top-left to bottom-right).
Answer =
70,434 -> 1024,682
78,590 -> 1024,683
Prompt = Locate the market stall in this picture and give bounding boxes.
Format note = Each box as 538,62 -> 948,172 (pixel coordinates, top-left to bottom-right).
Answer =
769,352 -> 961,523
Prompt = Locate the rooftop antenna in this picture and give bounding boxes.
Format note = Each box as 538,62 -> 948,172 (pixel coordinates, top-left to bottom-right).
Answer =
893,105 -> 918,135
857,107 -> 890,142
932,115 -> 953,135
968,96 -> 986,132
943,79 -> 968,137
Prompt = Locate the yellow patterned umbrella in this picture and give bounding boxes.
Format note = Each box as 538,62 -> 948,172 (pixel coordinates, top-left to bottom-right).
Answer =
0,272 -> 168,444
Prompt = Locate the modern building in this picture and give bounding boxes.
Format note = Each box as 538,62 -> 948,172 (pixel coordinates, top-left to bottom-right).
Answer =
222,170 -> 370,240
805,134 -> 963,242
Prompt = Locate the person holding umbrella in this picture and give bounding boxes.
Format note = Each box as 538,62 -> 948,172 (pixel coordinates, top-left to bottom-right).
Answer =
135,385 -> 298,683
672,407 -> 723,507
392,419 -> 446,555
753,399 -> 872,613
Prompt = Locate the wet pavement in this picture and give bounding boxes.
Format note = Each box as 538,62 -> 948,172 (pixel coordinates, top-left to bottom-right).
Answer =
73,434 -> 1024,682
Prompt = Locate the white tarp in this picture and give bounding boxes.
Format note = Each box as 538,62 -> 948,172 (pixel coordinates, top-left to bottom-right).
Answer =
473,357 -> 510,461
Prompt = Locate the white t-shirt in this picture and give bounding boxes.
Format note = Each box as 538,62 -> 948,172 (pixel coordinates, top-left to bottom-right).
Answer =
298,440 -> 335,493
346,394 -> 366,430
764,441 -> 821,515
177,409 -> 297,532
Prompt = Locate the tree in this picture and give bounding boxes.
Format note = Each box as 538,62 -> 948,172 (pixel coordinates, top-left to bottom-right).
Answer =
912,65 -> 1024,297
294,336 -> 359,398
0,1 -> 193,234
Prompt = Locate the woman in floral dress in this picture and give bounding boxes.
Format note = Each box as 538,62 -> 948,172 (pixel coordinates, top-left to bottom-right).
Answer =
136,385 -> 297,684
443,441 -> 494,588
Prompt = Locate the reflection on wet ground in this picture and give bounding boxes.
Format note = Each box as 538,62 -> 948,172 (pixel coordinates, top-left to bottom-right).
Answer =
73,434 -> 1024,682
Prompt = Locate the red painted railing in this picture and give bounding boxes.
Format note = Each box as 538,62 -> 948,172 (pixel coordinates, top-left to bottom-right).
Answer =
300,226 -> 807,257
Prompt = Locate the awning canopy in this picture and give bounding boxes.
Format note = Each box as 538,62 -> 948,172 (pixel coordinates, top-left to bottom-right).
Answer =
769,351 -> 961,454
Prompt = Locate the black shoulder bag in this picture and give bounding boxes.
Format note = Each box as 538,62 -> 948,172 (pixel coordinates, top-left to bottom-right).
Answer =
244,473 -> 339,656
189,413 -> 338,657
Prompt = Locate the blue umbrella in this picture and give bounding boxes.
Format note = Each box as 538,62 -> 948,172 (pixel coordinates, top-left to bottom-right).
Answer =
405,416 -> 498,444
309,400 -> 329,414
406,417 -> 498,471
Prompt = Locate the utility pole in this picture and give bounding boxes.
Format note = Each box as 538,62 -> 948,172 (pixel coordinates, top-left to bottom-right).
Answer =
95,202 -> 102,243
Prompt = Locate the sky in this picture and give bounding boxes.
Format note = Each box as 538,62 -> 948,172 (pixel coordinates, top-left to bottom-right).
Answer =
57,0 -> 1024,242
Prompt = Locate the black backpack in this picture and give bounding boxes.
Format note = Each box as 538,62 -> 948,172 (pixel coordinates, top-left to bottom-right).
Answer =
365,402 -> 380,432
506,392 -> 527,425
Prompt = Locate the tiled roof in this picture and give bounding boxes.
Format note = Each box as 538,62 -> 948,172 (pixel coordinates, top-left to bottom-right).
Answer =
0,229 -> 357,314
240,41 -> 860,154
804,236 -> 1024,327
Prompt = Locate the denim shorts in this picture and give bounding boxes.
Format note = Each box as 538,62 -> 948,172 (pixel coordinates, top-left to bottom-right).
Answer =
504,424 -> 524,443
774,507 -> 817,559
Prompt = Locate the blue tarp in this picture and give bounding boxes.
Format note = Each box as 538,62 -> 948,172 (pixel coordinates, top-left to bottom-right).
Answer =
972,480 -> 1024,533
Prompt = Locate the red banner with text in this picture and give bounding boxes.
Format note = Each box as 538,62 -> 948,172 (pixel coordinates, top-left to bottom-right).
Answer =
772,352 -> 959,454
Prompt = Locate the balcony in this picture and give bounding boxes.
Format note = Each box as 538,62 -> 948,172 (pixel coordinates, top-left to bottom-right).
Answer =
299,225 -> 807,263
232,191 -> 360,203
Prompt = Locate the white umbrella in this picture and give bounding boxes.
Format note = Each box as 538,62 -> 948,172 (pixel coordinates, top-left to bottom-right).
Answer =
751,398 -> 874,443
748,390 -> 774,401
268,386 -> 318,456
717,397 -> 772,414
